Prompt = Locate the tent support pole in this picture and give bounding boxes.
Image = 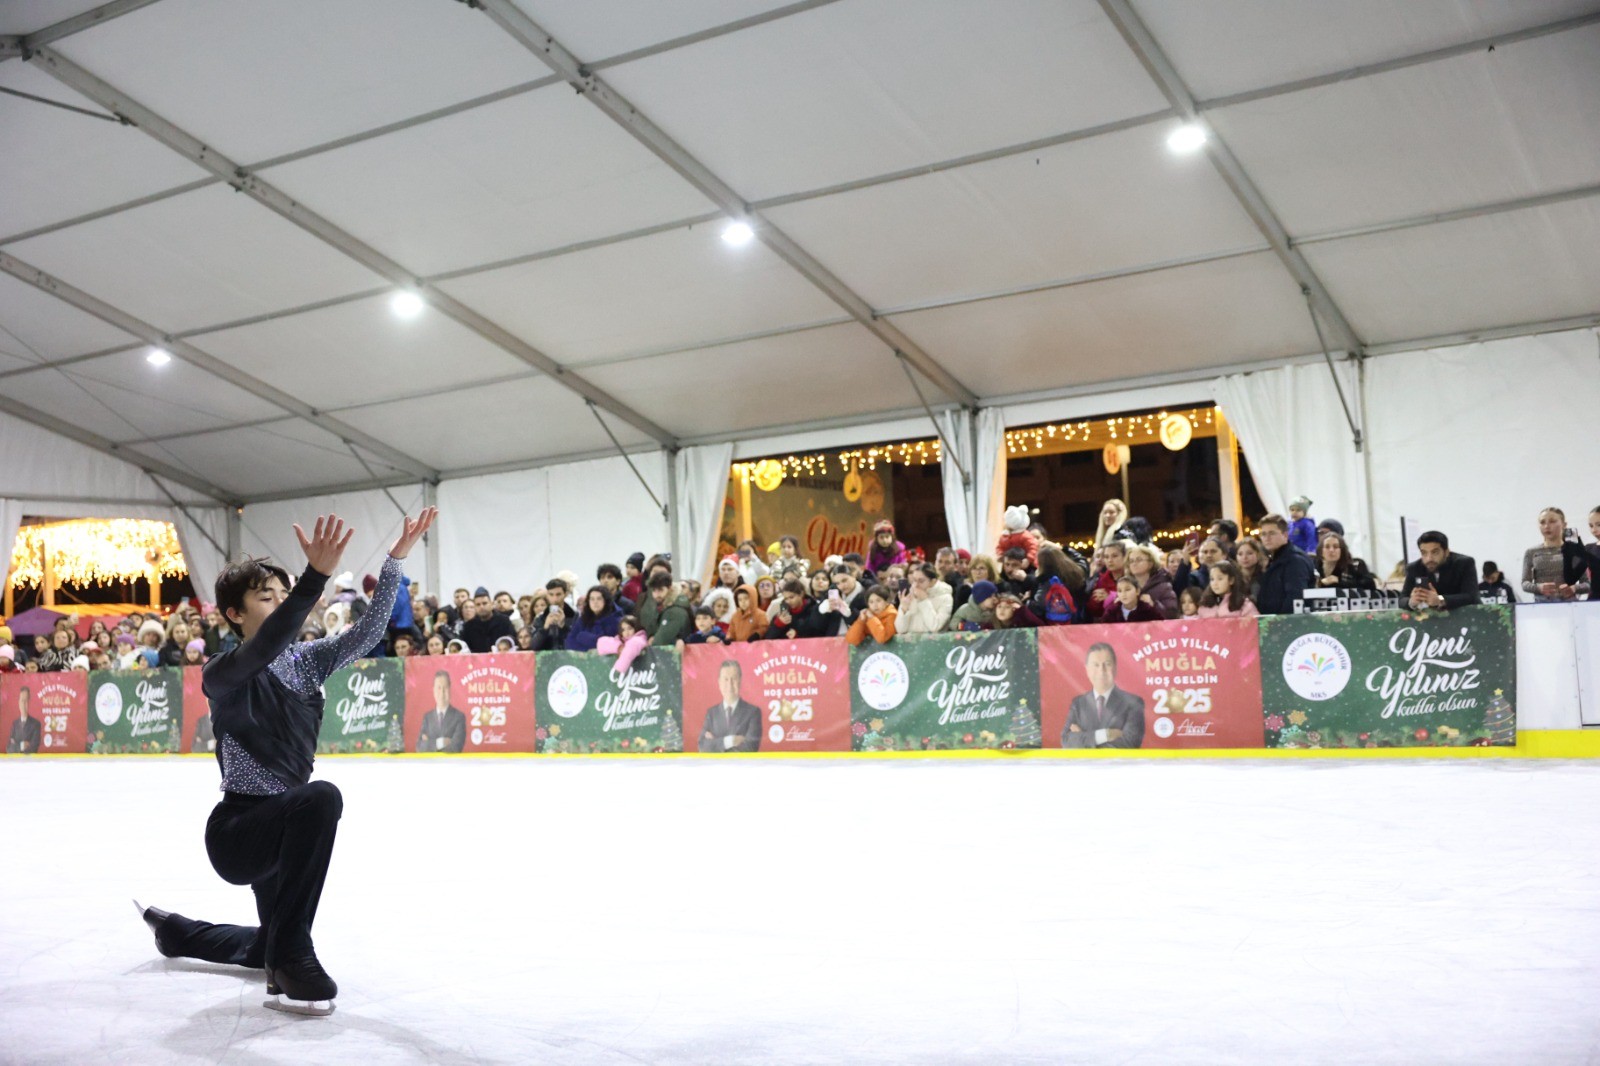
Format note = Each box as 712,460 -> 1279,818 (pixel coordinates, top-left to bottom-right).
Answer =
587,402 -> 667,521
1303,287 -> 1364,453
896,353 -> 970,488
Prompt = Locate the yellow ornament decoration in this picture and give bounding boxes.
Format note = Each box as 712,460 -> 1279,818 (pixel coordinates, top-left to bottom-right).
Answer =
842,459 -> 863,502
752,459 -> 785,492
1159,413 -> 1193,451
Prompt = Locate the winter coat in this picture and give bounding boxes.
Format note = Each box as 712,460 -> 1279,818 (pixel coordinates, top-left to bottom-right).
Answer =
1196,598 -> 1259,619
946,600 -> 993,632
1138,568 -> 1179,619
867,539 -> 907,575
641,593 -> 693,646
1289,517 -> 1319,555
895,580 -> 955,635
846,605 -> 898,646
768,556 -> 809,586
566,605 -> 622,652
736,556 -> 771,588
996,529 -> 1040,568
1257,546 -> 1319,616
1100,601 -> 1167,624
725,584 -> 769,642
767,596 -> 831,640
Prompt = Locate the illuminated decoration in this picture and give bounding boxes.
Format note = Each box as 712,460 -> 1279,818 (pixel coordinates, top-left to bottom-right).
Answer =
1007,407 -> 1215,456
1102,443 -> 1129,475
1159,413 -> 1194,451
7,519 -> 186,589
750,459 -> 785,492
842,459 -> 863,502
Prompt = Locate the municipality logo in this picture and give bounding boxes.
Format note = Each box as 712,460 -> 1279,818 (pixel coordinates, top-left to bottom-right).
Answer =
546,665 -> 589,718
857,651 -> 910,711
94,683 -> 123,726
1282,633 -> 1352,701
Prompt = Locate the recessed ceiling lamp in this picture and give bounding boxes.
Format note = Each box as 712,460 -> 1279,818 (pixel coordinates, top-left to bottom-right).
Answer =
1166,123 -> 1207,153
146,347 -> 172,367
389,290 -> 425,319
721,220 -> 755,247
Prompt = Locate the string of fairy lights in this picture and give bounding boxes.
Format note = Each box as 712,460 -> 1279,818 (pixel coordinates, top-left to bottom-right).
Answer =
730,406 -> 1218,480
7,519 -> 187,590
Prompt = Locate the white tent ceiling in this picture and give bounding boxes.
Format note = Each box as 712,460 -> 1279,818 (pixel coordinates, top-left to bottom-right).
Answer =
0,0 -> 1597,505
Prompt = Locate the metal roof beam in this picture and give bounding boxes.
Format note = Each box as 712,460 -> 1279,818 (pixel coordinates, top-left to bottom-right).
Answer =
25,45 -> 678,447
0,0 -> 163,62
471,0 -> 981,409
1098,0 -> 1365,355
0,390 -> 234,503
0,250 -> 439,481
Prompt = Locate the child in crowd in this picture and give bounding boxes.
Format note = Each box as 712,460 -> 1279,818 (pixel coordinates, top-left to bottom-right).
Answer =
681,606 -> 725,647
1197,561 -> 1259,619
597,615 -> 648,675
182,640 -> 207,666
1288,497 -> 1319,554
867,520 -> 907,575
1178,586 -> 1203,618
1102,576 -> 1165,624
846,586 -> 898,646
727,585 -> 768,642
768,535 -> 808,584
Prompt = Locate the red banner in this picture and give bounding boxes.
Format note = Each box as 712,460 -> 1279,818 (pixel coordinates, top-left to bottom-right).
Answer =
681,640 -> 851,753
1039,620 -> 1264,749
403,653 -> 536,753
2,672 -> 88,754
183,665 -> 215,755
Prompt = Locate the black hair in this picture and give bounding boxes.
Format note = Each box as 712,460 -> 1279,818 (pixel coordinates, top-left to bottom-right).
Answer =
841,553 -> 864,566
1086,642 -> 1117,667
545,578 -> 568,593
580,585 -> 614,626
215,556 -> 292,626
780,578 -> 808,597
693,605 -> 716,619
779,534 -> 800,550
647,572 -> 675,591
1417,530 -> 1449,550
596,563 -> 622,582
494,590 -> 512,601
618,613 -> 642,633
1209,519 -> 1239,540
865,584 -> 893,604
1002,547 -> 1029,563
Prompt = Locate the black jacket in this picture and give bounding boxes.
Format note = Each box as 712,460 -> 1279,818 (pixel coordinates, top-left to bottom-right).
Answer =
767,597 -> 832,640
1256,546 -> 1318,616
1402,553 -> 1481,611
460,611 -> 515,653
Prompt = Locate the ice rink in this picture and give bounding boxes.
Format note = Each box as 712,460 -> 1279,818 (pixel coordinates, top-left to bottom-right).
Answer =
2,757 -> 1598,1065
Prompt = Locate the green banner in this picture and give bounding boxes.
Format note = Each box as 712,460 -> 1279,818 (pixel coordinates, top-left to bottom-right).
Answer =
850,631 -> 1042,751
88,668 -> 182,754
1259,604 -> 1517,748
318,658 -> 406,754
535,648 -> 683,753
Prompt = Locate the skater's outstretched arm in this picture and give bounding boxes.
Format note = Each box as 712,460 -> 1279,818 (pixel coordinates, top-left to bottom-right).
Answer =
203,516 -> 354,697
302,508 -> 438,684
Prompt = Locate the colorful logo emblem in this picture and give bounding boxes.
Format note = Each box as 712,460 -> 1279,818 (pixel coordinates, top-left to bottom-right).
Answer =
94,682 -> 123,726
857,651 -> 910,711
546,665 -> 589,718
1282,633 -> 1353,701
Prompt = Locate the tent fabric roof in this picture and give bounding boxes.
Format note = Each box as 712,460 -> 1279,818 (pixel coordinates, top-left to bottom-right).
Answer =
0,0 -> 1597,503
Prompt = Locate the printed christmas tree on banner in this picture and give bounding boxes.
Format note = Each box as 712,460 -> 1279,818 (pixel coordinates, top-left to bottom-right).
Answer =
659,710 -> 683,753
386,714 -> 404,754
1483,689 -> 1515,745
1010,699 -> 1041,748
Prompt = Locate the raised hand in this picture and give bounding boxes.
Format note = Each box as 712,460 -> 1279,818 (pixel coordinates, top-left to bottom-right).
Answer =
389,506 -> 438,560
294,515 -> 354,576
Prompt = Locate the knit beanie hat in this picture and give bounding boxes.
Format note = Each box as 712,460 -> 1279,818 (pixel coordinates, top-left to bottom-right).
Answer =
333,571 -> 356,591
0,645 -> 13,662
627,552 -> 645,569
185,639 -> 206,654
0,625 -> 11,644
874,519 -> 895,535
474,586 -> 490,599
971,580 -> 999,604
71,655 -> 90,672
115,633 -> 136,647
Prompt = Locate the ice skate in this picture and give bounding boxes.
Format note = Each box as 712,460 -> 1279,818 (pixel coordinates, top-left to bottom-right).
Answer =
131,898 -> 177,958
265,952 -> 338,1016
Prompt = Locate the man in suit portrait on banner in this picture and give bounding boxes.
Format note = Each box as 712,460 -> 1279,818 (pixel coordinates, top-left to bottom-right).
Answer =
1064,642 -> 1145,749
699,659 -> 761,753
6,684 -> 42,754
415,670 -> 466,753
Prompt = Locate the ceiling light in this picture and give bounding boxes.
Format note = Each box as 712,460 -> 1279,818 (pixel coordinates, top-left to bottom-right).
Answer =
389,290 -> 425,319
1166,123 -> 1207,153
146,348 -> 172,367
721,220 -> 755,247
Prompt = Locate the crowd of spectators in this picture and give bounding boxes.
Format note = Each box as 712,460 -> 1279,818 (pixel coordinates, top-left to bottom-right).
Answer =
2,503 -> 1596,673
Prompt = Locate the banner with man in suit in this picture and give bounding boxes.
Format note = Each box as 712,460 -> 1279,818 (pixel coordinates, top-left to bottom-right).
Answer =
681,640 -> 851,753
403,653 -> 536,753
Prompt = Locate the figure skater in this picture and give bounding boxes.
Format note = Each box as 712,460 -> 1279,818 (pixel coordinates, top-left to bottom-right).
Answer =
134,508 -> 437,1015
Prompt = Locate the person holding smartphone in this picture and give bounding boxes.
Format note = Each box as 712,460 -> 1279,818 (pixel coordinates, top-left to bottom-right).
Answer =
1402,530 -> 1481,611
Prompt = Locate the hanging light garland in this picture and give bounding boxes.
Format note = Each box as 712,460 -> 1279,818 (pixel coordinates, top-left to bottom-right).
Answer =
7,519 -> 187,589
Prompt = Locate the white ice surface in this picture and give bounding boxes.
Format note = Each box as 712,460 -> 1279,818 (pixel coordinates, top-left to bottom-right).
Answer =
2,758 -> 1599,1065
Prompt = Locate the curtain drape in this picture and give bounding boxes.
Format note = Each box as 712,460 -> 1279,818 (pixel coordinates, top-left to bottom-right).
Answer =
673,443 -> 735,585
936,409 -> 1010,556
1211,361 -> 1372,562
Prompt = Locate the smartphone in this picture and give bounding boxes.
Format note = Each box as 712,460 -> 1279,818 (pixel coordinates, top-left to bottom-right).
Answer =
829,589 -> 840,601
898,579 -> 910,593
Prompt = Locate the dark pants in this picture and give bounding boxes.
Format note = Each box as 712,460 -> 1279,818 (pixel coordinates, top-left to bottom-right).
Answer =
157,781 -> 342,970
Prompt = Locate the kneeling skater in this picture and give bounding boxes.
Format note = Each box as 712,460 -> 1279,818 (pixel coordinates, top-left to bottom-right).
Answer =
136,507 -> 436,1015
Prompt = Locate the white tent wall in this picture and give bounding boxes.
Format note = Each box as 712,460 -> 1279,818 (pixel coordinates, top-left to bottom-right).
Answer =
437,452 -> 669,602
240,485 -> 429,600
1364,327 -> 1600,582
1211,360 -> 1373,561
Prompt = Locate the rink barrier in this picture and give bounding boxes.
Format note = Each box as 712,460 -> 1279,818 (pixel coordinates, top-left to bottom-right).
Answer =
4,604 -> 1587,758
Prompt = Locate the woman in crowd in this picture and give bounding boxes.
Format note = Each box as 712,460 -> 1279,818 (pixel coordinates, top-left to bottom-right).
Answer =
1233,536 -> 1266,601
160,621 -> 193,668
1197,561 -> 1259,619
726,585 -> 769,643
845,585 -> 898,646
1587,508 -> 1600,601
37,628 -> 75,672
1094,499 -> 1129,549
754,576 -> 778,615
894,564 -> 954,635
1123,543 -> 1177,619
514,627 -> 535,651
1523,506 -> 1586,602
87,619 -> 110,646
516,595 -> 538,632
529,599 -> 571,651
767,579 -> 829,640
424,633 -> 447,656
1315,533 -> 1377,592
182,640 -> 207,666
1089,540 -> 1128,613
566,586 -> 621,651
